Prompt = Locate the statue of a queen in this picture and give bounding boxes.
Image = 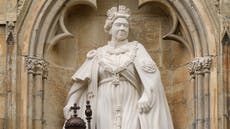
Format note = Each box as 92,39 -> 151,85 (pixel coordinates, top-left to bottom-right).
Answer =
63,5 -> 174,129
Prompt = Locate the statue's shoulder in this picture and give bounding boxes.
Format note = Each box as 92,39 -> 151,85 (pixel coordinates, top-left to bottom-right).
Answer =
126,41 -> 138,49
129,41 -> 146,51
86,45 -> 107,59
129,40 -> 139,45
86,49 -> 97,59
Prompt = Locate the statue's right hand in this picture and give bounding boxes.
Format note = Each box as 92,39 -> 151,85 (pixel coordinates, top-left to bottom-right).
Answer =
137,91 -> 154,114
63,105 -> 72,120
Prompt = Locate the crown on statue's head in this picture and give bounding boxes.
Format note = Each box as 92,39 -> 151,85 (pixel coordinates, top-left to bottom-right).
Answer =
106,5 -> 131,21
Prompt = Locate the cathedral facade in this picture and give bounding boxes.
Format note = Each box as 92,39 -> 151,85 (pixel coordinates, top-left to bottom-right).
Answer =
0,0 -> 229,129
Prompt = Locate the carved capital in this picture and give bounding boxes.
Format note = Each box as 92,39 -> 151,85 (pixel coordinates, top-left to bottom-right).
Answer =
25,56 -> 48,79
188,56 -> 212,78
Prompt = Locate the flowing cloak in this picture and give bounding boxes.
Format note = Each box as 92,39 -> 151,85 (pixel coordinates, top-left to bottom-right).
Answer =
66,42 -> 174,129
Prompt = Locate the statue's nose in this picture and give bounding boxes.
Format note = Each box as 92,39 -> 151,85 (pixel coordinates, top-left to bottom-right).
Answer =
119,25 -> 126,30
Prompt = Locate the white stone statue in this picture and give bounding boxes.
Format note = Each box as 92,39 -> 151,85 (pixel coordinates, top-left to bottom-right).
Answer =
63,5 -> 174,129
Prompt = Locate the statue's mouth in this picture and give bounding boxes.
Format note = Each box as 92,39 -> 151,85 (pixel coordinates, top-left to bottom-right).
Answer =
118,31 -> 126,35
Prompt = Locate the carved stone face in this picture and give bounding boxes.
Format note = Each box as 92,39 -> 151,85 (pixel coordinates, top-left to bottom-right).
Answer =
109,17 -> 129,41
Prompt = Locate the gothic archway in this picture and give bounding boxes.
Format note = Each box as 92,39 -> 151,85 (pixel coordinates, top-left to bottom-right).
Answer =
17,0 -> 217,129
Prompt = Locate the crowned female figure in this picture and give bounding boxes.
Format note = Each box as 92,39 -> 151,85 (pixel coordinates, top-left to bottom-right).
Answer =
63,5 -> 174,129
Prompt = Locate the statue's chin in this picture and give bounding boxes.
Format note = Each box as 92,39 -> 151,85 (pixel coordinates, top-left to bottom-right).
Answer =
117,39 -> 127,42
116,36 -> 128,42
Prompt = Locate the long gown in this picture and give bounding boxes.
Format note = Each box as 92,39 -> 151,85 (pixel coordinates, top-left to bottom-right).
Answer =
96,42 -> 141,129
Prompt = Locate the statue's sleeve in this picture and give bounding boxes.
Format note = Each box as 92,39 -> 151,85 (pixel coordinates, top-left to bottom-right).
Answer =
67,50 -> 97,102
72,60 -> 93,81
134,43 -> 161,92
72,49 -> 97,81
134,43 -> 174,129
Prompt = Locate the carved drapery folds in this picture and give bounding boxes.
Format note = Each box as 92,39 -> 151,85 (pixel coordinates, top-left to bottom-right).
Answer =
188,56 -> 212,79
25,56 -> 48,78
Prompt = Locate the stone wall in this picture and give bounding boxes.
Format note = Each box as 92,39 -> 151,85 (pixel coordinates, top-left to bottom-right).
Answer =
222,34 -> 230,129
0,26 -> 6,129
0,0 -> 228,129
0,0 -> 6,22
219,0 -> 230,129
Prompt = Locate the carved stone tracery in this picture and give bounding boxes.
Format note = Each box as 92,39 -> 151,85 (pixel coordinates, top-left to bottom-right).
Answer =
6,21 -> 15,44
188,56 -> 212,78
25,56 -> 48,78
223,17 -> 230,36
17,0 -> 26,16
213,0 -> 220,14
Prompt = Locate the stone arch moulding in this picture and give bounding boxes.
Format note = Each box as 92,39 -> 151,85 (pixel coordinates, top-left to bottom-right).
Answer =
21,0 -> 217,129
29,0 -> 97,57
45,0 -> 196,68
138,0 -> 195,57
29,0 -> 208,59
22,1 -> 97,129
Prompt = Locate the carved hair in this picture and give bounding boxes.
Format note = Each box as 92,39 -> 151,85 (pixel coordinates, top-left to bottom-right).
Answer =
104,5 -> 131,33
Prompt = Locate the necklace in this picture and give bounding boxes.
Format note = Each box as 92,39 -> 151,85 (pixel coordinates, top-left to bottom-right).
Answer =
98,43 -> 138,85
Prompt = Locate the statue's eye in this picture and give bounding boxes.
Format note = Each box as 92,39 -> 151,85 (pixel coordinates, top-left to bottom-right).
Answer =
114,23 -> 129,27
114,23 -> 122,26
123,24 -> 129,27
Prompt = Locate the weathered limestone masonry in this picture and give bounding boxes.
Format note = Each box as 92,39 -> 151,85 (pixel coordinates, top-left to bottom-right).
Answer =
0,0 -> 228,129
0,0 -> 17,129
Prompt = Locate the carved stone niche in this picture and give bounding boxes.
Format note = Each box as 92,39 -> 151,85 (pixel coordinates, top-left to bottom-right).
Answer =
43,1 -> 193,129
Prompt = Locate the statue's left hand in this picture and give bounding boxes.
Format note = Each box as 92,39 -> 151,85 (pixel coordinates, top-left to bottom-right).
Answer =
137,91 -> 154,114
63,105 -> 72,120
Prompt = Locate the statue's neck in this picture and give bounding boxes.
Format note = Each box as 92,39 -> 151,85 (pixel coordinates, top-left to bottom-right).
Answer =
108,39 -> 128,48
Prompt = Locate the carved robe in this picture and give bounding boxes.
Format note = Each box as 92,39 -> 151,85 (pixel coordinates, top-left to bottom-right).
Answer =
65,41 -> 174,129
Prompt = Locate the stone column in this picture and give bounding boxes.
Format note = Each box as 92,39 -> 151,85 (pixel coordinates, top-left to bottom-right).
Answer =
25,56 -> 48,129
188,56 -> 212,129
203,57 -> 212,129
4,21 -> 17,129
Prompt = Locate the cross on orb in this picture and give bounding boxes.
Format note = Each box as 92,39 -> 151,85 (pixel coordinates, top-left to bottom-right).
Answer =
70,103 -> 80,118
